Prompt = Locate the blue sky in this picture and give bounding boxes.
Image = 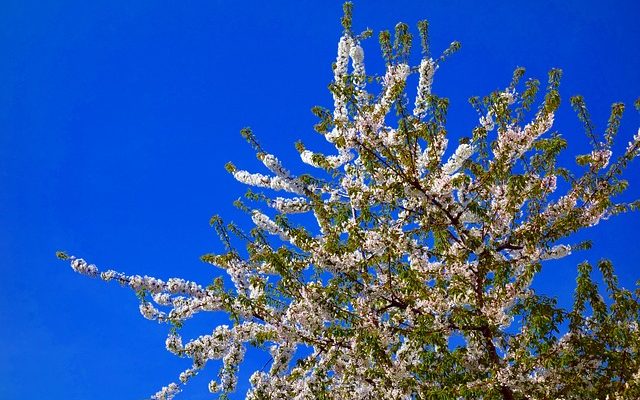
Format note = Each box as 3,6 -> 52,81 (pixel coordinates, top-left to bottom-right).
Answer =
1,1 -> 639,399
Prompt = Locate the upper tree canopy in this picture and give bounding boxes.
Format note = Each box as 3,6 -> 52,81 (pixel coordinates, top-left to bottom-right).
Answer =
60,3 -> 640,399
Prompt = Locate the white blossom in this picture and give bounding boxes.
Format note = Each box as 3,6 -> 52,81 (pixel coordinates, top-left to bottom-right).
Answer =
151,383 -> 180,400
70,258 -> 98,277
541,244 -> 571,260
413,58 -> 436,118
590,148 -> 612,170
441,143 -> 474,175
625,128 -> 640,158
270,196 -> 311,214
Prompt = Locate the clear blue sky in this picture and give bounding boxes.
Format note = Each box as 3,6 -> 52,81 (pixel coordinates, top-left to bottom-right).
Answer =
1,1 -> 639,399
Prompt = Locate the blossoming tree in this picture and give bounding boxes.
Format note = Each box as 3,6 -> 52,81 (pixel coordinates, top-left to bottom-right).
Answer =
59,3 -> 640,399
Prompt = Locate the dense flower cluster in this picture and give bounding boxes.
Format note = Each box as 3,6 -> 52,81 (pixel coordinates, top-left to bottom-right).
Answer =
61,4 -> 640,400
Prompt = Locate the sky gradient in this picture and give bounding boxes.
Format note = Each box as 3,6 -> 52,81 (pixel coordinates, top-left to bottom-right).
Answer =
1,1 -> 639,399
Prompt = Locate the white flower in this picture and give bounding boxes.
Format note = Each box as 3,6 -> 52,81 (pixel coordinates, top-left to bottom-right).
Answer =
208,380 -> 219,393
70,258 -> 98,277
166,334 -> 183,355
590,148 -> 612,170
271,197 -> 311,214
541,244 -> 571,260
151,383 -> 180,400
414,58 -> 436,118
251,210 -> 288,240
233,170 -> 306,194
479,112 -> 495,131
625,128 -> 640,157
139,302 -> 165,320
441,143 -> 474,175
349,43 -> 365,78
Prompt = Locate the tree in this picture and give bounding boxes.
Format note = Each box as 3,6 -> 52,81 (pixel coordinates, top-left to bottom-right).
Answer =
58,3 -> 640,399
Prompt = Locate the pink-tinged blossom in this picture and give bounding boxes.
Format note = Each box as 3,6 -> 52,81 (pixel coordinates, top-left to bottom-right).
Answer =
489,183 -> 511,236
590,148 -> 612,170
541,174 -> 557,193
494,111 -> 555,161
543,191 -> 579,221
